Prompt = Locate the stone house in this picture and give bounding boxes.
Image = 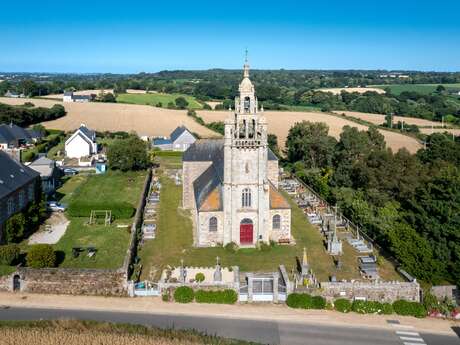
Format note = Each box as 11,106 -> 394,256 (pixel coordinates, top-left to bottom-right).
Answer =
0,151 -> 40,242
63,91 -> 92,103
182,60 -> 291,247
152,126 -> 196,151
28,156 -> 63,194
0,123 -> 40,149
65,124 -> 97,158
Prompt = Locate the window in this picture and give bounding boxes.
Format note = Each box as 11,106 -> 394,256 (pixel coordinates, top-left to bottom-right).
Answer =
242,188 -> 251,207
244,97 -> 250,113
272,215 -> 281,230
7,197 -> 15,216
209,217 -> 218,232
18,190 -> 25,209
28,184 -> 34,201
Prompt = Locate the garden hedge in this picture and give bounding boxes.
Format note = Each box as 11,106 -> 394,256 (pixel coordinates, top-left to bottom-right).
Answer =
173,286 -> 194,303
393,300 -> 426,318
0,244 -> 20,265
26,244 -> 56,268
286,293 -> 326,309
67,201 -> 135,219
334,299 -> 352,313
351,300 -> 384,314
194,289 -> 238,304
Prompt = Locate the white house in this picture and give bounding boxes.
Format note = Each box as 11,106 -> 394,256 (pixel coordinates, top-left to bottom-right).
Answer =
152,126 -> 196,151
65,124 -> 97,158
63,91 -> 92,103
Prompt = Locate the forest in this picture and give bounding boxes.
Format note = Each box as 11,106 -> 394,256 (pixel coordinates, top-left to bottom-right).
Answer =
1,70 -> 460,123
284,122 -> 460,286
0,103 -> 66,127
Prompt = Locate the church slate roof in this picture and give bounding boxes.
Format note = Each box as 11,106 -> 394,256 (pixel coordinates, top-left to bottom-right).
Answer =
0,151 -> 39,200
183,139 -> 277,162
269,182 -> 291,209
193,164 -> 223,212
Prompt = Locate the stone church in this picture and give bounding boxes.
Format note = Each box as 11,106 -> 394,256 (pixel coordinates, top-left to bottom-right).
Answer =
182,60 -> 291,247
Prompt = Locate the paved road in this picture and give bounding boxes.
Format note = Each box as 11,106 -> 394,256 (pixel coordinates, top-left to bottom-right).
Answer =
0,307 -> 459,345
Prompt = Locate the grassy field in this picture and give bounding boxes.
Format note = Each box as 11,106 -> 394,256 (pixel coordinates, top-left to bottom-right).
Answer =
370,83 -> 460,95
117,93 -> 203,109
52,171 -> 146,269
0,320 -> 256,345
139,173 -> 401,282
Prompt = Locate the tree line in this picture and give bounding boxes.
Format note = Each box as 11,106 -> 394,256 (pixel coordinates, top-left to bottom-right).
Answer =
285,122 -> 460,286
0,102 -> 66,127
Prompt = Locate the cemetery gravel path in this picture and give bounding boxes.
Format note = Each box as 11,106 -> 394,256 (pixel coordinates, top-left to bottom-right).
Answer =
0,293 -> 459,345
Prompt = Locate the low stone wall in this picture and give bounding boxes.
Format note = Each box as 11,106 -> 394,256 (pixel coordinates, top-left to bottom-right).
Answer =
320,281 -> 421,303
12,268 -> 126,296
0,273 -> 13,292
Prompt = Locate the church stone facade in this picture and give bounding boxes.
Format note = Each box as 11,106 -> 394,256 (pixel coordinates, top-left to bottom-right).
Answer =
182,61 -> 291,247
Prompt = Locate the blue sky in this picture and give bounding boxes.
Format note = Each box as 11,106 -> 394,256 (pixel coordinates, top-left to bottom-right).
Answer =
1,0 -> 459,73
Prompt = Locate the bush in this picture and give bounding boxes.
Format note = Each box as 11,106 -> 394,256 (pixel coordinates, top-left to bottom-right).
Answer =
258,241 -> 271,252
195,289 -> 238,304
352,300 -> 384,314
311,296 -> 327,309
173,286 -> 194,303
334,298 -> 352,313
224,242 -> 238,253
26,244 -> 56,268
195,273 -> 205,283
381,303 -> 394,315
162,293 -> 170,302
393,300 -> 426,318
286,293 -> 313,309
0,244 -> 20,265
67,201 -> 135,219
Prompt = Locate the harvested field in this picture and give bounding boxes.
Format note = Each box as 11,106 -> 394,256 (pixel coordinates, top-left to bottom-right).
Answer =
0,320 -> 252,345
317,87 -> 385,95
0,97 -> 218,138
334,110 -> 441,127
197,110 -> 422,153
419,127 -> 460,136
42,89 -> 145,99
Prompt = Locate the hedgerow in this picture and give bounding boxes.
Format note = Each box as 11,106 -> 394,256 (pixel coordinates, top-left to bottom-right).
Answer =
194,289 -> 237,304
286,293 -> 326,309
173,286 -> 194,303
67,201 -> 135,219
393,300 -> 426,318
0,244 -> 20,265
334,299 -> 352,313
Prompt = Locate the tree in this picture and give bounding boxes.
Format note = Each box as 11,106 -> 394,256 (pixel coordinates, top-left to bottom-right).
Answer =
175,97 -> 189,109
286,121 -> 337,169
27,244 -> 56,268
107,135 -> 149,171
267,134 -> 279,157
98,92 -> 116,103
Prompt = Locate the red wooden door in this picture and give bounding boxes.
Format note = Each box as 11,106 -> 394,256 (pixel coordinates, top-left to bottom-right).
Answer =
240,223 -> 253,244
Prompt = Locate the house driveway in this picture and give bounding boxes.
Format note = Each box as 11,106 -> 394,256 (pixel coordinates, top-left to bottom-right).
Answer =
28,212 -> 69,245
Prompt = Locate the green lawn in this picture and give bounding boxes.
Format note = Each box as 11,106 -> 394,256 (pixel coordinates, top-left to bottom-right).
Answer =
140,175 -> 370,281
116,92 -> 203,109
51,171 -> 147,269
370,83 -> 460,95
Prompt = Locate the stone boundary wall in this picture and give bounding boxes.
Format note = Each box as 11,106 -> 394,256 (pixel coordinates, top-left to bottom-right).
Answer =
122,169 -> 152,278
0,170 -> 152,296
320,281 -> 421,303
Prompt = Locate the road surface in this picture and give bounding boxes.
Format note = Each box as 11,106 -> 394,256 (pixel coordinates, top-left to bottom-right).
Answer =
0,307 -> 459,345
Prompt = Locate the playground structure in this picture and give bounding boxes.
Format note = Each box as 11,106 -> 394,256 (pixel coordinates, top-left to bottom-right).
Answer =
89,210 -> 112,226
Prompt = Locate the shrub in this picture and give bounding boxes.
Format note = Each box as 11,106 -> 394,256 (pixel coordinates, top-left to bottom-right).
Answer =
334,299 -> 352,313
352,300 -> 384,314
393,300 -> 426,318
311,296 -> 326,309
258,241 -> 271,252
67,201 -> 135,219
381,303 -> 394,315
224,242 -> 238,253
173,286 -> 194,303
26,244 -> 56,268
286,293 -> 313,309
195,289 -> 238,304
195,273 -> 205,283
0,244 -> 20,265
162,293 -> 170,302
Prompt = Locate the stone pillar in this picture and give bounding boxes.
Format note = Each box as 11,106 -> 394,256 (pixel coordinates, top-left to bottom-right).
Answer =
247,273 -> 253,302
273,272 -> 279,303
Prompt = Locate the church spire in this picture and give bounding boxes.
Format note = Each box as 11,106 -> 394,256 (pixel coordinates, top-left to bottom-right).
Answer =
243,49 -> 250,78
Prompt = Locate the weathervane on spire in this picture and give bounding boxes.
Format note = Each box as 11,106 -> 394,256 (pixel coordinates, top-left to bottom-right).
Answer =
243,48 -> 250,78
245,48 -> 248,63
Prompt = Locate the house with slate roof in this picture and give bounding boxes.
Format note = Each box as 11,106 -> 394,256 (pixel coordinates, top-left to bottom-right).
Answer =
182,60 -> 291,247
0,123 -> 42,150
63,91 -> 92,103
64,124 -> 97,158
0,151 -> 40,242
29,156 -> 63,194
152,126 -> 196,151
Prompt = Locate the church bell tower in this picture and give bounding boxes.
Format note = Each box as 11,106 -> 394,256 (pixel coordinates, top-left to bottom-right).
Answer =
222,55 -> 270,246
